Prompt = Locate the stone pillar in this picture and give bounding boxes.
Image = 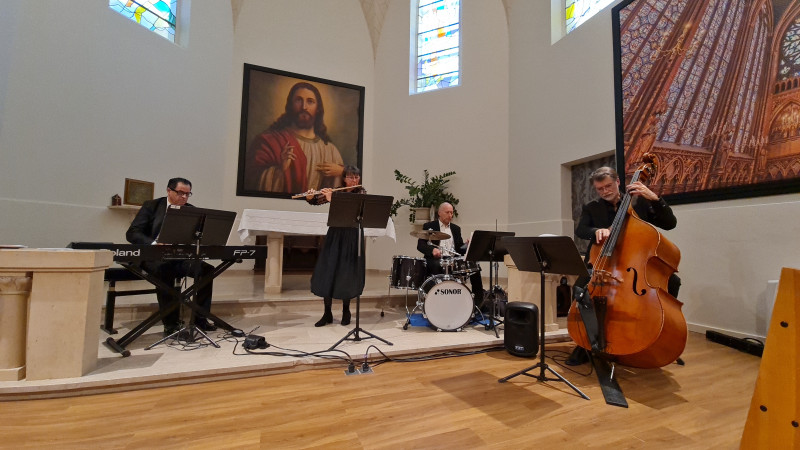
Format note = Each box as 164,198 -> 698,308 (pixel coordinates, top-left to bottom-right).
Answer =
264,232 -> 284,294
0,275 -> 32,381
0,249 -> 112,380
505,254 -> 561,332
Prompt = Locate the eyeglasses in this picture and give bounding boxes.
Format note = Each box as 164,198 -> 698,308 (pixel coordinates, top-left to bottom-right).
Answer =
169,188 -> 192,197
345,175 -> 360,180
595,182 -> 617,193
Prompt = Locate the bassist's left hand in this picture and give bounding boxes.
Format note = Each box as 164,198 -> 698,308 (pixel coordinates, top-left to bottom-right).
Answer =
626,181 -> 659,201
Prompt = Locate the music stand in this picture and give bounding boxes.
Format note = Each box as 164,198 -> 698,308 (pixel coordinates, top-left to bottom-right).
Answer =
146,206 -> 238,349
498,236 -> 590,400
464,230 -> 515,337
326,192 -> 394,351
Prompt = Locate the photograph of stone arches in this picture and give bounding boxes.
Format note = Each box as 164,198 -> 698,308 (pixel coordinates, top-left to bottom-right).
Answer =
613,0 -> 800,204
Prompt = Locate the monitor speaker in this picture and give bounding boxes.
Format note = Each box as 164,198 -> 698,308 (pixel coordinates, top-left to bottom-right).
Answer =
504,301 -> 539,357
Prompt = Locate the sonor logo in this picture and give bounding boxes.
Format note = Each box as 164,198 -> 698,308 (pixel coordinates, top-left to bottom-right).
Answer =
515,345 -> 525,351
437,288 -> 462,295
114,249 -> 141,257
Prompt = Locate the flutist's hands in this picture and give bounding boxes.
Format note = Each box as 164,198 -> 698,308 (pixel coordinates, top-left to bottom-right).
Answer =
302,189 -> 316,200
321,188 -> 333,202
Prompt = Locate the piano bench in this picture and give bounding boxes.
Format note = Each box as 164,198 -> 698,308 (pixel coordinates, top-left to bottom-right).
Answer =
103,267 -> 157,335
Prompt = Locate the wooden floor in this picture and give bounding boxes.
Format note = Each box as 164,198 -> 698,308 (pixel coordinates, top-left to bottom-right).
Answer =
0,332 -> 760,449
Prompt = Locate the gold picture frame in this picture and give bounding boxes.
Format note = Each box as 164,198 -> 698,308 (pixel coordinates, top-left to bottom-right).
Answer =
123,178 -> 155,206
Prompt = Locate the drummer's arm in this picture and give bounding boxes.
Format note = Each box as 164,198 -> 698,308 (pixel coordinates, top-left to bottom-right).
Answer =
417,238 -> 439,258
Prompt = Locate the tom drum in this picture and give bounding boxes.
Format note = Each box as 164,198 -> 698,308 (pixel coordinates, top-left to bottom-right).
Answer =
390,256 -> 427,290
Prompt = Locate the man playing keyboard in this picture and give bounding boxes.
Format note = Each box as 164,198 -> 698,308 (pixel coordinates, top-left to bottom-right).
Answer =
126,177 -> 217,336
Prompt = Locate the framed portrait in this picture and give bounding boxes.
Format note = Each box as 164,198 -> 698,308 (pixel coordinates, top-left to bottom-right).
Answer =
236,64 -> 365,199
123,178 -> 154,206
612,0 -> 800,205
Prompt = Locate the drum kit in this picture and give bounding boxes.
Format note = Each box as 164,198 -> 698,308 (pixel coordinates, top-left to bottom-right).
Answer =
388,230 -> 490,332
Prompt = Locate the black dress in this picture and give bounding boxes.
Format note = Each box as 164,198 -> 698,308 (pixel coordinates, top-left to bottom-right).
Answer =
307,187 -> 366,300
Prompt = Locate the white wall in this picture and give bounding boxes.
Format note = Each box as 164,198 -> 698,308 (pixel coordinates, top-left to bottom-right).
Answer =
0,0 -> 233,247
221,0 -> 375,267
370,0 -> 510,264
506,0 -> 800,339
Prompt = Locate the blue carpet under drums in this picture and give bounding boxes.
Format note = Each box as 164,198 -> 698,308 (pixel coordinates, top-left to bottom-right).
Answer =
406,313 -> 497,328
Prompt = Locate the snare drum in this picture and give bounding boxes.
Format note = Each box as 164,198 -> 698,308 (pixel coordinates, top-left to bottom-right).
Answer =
390,256 -> 427,289
451,257 -> 481,277
419,275 -> 473,331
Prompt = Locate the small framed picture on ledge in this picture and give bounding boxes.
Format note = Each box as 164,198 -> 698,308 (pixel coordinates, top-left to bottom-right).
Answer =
123,178 -> 154,206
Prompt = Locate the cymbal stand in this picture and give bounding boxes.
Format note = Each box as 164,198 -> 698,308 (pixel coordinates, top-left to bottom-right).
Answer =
482,244 -> 503,337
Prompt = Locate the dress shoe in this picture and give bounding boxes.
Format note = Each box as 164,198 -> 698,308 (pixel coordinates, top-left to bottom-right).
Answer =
175,329 -> 195,341
315,311 -> 333,327
565,347 -> 590,366
194,319 -> 217,332
163,324 -> 181,337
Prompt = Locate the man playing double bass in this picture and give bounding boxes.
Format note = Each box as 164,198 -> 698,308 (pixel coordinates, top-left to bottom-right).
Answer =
568,166 -> 681,364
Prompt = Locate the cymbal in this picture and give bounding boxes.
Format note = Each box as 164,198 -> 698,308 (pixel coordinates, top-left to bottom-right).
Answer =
410,230 -> 450,240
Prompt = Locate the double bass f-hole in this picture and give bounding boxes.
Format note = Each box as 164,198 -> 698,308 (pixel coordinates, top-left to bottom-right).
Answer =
625,267 -> 646,296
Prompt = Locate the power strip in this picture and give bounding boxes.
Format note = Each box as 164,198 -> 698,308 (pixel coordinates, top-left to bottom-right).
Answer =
705,330 -> 763,357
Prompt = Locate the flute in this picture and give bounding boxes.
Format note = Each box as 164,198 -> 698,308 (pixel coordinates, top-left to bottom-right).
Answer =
291,185 -> 363,199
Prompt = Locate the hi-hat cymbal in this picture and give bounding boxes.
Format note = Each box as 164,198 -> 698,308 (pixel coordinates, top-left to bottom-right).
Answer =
410,230 -> 450,240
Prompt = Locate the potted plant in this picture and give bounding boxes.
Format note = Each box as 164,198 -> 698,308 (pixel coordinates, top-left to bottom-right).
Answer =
390,169 -> 459,223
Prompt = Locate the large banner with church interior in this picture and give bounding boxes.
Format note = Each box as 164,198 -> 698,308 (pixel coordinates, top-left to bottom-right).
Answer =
612,0 -> 800,204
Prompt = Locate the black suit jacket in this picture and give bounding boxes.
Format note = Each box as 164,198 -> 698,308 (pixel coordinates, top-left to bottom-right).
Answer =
126,197 -> 196,245
417,220 -> 466,258
575,196 -> 677,258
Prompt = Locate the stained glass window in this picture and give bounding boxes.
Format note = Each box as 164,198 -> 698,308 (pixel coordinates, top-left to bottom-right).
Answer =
566,0 -> 615,34
658,0 -> 748,147
779,17 -> 800,79
413,0 -> 460,93
109,0 -> 177,43
619,0 -> 688,112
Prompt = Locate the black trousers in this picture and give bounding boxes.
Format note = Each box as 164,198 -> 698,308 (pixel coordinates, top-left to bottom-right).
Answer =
141,260 -> 214,327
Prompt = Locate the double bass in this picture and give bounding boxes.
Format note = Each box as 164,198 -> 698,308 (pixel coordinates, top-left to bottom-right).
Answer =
567,154 -> 687,369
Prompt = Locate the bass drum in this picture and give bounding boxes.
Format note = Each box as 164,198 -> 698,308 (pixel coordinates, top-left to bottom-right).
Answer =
420,275 -> 474,331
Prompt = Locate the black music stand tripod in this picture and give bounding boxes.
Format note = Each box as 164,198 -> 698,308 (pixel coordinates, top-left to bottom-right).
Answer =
146,217 -> 218,349
498,236 -> 590,400
327,192 -> 394,351
464,230 -> 514,338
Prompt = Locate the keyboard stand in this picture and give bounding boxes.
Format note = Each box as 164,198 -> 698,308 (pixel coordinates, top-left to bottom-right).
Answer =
104,260 -> 244,357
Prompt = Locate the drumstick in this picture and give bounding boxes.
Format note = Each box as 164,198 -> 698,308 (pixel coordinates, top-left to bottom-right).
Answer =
291,185 -> 363,199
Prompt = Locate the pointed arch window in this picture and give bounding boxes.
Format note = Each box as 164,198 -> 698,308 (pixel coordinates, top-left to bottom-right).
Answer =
618,0 -> 689,112
657,0 -> 748,147
778,16 -> 800,79
412,0 -> 460,94
728,3 -> 769,153
566,0 -> 615,34
109,0 -> 178,43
